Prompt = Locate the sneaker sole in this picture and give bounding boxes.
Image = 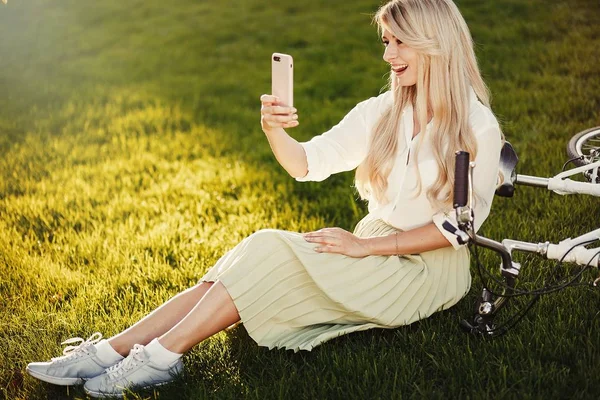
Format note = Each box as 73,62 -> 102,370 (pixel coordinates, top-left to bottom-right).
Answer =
84,380 -> 171,399
26,366 -> 85,386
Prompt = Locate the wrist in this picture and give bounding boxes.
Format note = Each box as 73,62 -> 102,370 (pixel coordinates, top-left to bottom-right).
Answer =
361,237 -> 376,256
263,126 -> 284,136
361,232 -> 400,256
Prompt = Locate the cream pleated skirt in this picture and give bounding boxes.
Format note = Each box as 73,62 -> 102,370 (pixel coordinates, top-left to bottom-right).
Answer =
200,214 -> 471,352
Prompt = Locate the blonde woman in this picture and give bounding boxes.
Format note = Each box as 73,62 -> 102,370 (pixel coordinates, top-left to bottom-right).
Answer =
27,0 -> 502,397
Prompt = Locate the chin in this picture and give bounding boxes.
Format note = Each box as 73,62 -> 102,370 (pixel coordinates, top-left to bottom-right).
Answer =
397,81 -> 417,87
394,76 -> 417,87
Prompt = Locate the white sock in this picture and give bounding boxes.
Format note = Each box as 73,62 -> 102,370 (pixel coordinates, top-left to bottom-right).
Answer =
94,340 -> 124,366
144,338 -> 182,367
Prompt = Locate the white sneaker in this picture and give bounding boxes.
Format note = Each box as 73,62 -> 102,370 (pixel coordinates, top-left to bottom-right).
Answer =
83,343 -> 183,399
26,333 -> 113,386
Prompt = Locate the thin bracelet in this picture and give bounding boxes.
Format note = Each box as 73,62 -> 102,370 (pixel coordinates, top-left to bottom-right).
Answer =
395,231 -> 399,255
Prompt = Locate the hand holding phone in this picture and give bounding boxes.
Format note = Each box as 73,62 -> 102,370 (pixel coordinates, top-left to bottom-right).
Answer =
260,94 -> 299,132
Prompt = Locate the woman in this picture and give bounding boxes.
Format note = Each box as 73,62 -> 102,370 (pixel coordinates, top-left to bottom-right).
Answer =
26,0 -> 502,397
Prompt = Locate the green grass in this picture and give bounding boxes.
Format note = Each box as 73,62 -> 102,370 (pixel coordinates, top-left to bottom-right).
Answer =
1,0 -> 599,398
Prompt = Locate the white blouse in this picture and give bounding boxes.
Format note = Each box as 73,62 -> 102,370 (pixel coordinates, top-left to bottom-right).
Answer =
296,89 -> 502,250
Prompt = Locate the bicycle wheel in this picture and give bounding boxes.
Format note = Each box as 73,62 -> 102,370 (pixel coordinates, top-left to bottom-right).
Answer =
567,126 -> 600,167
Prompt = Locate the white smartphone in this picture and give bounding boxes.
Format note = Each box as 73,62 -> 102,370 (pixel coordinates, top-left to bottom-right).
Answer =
271,53 -> 293,107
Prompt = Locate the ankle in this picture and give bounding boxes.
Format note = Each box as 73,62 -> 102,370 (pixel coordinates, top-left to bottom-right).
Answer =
106,339 -> 130,358
145,338 -> 182,366
95,340 -> 124,365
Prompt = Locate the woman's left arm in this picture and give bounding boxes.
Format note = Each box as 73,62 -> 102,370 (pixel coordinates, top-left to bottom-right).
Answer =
303,223 -> 451,258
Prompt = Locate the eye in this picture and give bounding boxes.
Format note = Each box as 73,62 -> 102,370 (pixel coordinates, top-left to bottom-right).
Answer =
396,39 -> 403,45
382,40 -> 389,47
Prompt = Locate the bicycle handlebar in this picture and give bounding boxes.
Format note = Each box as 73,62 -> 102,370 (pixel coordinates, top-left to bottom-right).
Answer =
454,151 -> 470,208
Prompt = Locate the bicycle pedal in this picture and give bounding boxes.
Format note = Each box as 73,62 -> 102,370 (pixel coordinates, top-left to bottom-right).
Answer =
459,319 -> 476,333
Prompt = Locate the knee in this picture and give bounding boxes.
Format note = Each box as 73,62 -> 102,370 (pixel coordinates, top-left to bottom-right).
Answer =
246,229 -> 282,244
241,229 -> 286,252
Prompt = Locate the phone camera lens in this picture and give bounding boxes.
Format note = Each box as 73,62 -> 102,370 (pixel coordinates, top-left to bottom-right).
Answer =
274,56 -> 281,62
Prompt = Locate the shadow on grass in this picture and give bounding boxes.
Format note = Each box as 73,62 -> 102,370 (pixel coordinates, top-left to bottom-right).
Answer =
161,306 -> 464,399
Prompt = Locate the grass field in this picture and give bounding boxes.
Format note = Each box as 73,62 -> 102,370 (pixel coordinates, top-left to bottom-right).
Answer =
1,0 -> 599,398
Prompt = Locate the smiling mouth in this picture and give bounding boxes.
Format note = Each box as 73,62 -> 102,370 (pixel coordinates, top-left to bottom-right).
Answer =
391,64 -> 408,74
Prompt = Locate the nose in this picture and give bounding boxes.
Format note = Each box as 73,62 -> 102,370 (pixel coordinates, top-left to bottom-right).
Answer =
383,44 -> 397,63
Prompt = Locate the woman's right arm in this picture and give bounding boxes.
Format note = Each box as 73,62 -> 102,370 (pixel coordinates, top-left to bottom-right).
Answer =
261,91 -> 391,182
260,94 -> 308,179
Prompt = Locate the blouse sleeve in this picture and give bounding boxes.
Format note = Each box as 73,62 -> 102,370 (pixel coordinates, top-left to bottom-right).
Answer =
296,92 -> 392,182
432,124 -> 503,249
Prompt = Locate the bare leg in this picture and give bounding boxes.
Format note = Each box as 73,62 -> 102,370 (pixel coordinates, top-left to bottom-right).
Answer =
108,282 -> 215,356
158,281 -> 240,354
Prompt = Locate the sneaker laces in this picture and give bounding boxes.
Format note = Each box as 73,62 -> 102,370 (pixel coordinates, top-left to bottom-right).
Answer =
51,332 -> 103,363
105,344 -> 147,380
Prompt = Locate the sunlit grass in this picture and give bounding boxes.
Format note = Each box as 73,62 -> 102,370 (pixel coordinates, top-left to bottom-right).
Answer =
1,0 -> 600,398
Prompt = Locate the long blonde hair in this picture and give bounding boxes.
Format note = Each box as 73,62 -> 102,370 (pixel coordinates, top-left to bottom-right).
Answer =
355,0 -> 492,210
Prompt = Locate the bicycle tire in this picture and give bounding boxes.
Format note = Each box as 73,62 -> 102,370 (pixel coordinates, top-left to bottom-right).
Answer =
566,126 -> 600,167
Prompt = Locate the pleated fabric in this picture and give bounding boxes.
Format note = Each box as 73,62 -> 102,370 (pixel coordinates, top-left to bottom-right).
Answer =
200,214 -> 471,352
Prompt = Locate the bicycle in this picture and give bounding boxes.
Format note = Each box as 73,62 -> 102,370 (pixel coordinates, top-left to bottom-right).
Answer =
444,126 -> 600,337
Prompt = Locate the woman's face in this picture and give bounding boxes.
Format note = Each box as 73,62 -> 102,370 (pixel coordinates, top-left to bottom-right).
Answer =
381,28 -> 418,87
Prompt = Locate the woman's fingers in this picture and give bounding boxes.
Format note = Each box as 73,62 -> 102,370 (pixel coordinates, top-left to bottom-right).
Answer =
264,114 -> 298,123
304,233 -> 340,244
260,94 -> 299,130
304,228 -> 368,258
303,232 -> 345,250
262,105 -> 297,115
260,94 -> 279,105
262,118 -> 299,130
306,227 -> 345,235
261,112 -> 299,129
314,244 -> 339,253
282,120 -> 300,128
304,228 -> 355,253
261,106 -> 297,120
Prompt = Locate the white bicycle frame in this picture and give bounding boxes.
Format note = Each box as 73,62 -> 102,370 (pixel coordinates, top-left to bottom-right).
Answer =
518,159 -> 600,197
504,159 -> 600,269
